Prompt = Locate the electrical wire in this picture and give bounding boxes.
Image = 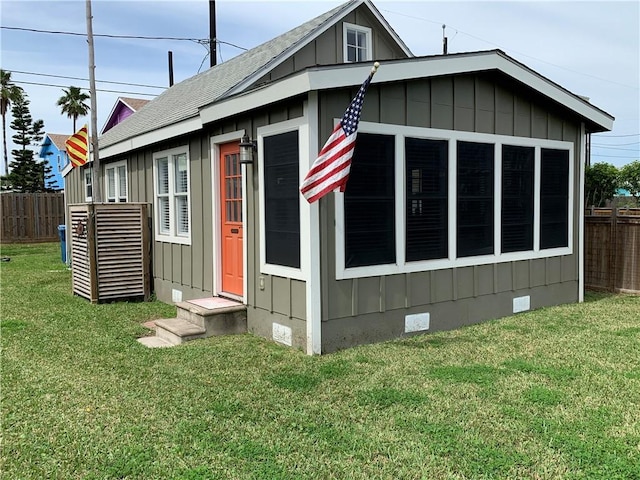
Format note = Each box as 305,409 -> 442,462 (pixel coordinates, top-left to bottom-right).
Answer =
13,80 -> 157,97
9,69 -> 166,90
1,26 -> 248,51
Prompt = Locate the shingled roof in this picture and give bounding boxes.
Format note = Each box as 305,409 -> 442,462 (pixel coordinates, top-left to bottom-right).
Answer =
99,0 -> 408,151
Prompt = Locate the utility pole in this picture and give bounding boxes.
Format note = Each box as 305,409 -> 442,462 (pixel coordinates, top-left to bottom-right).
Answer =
86,0 -> 101,202
209,0 -> 217,67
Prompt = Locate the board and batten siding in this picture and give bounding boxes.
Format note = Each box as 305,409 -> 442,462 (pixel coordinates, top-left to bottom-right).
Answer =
251,5 -> 409,88
238,103 -> 308,348
319,72 -> 583,352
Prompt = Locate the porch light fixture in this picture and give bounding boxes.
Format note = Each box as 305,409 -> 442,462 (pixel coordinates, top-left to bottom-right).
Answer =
239,135 -> 256,164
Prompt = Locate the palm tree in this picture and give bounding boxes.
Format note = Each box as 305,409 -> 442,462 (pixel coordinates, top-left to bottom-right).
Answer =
1,69 -> 24,175
56,86 -> 90,133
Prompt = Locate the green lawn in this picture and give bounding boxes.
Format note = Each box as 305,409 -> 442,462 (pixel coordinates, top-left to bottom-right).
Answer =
1,243 -> 639,479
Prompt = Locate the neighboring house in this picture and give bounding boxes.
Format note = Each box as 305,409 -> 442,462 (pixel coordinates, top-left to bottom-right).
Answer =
63,0 -> 613,354
101,97 -> 151,134
39,133 -> 68,190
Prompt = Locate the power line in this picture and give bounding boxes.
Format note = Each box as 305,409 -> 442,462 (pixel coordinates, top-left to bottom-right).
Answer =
10,69 -> 166,90
591,145 -> 640,152
592,141 -> 640,147
593,133 -> 640,138
1,25 -> 202,41
13,80 -> 157,97
591,153 -> 639,159
1,25 -> 248,51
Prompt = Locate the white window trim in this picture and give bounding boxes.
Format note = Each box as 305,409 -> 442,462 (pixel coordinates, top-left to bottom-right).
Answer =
104,159 -> 128,203
335,121 -> 574,280
84,167 -> 93,202
343,22 -> 372,63
152,146 -> 191,245
257,117 -> 309,281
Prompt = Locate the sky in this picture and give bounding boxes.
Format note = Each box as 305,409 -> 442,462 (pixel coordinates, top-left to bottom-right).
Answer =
1,0 -> 638,174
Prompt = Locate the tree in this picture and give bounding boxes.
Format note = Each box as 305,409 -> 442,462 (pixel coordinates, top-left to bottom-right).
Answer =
5,93 -> 47,192
585,162 -> 619,207
619,160 -> 640,206
56,86 -> 90,133
1,69 -> 24,175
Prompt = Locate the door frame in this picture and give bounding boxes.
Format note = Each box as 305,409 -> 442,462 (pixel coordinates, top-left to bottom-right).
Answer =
211,130 -> 247,303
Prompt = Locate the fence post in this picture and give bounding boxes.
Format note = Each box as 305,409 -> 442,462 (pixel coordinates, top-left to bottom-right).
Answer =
608,201 -> 618,292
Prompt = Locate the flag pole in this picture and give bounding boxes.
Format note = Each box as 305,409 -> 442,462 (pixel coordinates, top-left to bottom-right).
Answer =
86,0 -> 101,203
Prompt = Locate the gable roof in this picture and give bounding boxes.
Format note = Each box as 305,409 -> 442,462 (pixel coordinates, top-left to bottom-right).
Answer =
39,133 -> 68,157
101,96 -> 152,134
99,0 -> 410,152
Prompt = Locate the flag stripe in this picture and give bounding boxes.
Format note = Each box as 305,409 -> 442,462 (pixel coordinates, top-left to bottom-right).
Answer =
300,67 -> 376,203
65,125 -> 89,168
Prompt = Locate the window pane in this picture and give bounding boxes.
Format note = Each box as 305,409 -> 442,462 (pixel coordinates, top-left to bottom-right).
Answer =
405,138 -> 448,261
175,195 -> 189,235
457,141 -> 494,258
540,149 -> 569,249
501,145 -> 534,253
264,131 -> 300,267
174,153 -> 188,193
157,157 -> 169,194
345,133 -> 395,267
118,165 -> 127,201
159,197 -> 170,234
107,168 -> 115,199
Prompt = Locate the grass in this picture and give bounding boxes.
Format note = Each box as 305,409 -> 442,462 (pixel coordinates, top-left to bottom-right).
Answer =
1,242 -> 639,479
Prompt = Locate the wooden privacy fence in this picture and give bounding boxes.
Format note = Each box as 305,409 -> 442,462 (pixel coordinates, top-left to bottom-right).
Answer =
585,207 -> 640,294
1,192 -> 65,243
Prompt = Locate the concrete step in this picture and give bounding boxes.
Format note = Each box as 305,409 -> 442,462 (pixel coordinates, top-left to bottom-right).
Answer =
155,317 -> 207,345
137,336 -> 174,348
176,300 -> 247,336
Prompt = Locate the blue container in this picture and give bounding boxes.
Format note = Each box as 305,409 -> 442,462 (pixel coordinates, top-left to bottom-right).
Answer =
57,225 -> 67,264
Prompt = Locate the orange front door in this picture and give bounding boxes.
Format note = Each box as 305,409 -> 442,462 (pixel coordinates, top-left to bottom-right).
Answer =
220,142 -> 243,297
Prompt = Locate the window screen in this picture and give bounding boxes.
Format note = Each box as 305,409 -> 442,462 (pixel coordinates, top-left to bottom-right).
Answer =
405,137 -> 448,261
457,141 -> 494,258
540,148 -> 569,249
345,133 -> 395,268
501,145 -> 534,253
264,131 -> 300,268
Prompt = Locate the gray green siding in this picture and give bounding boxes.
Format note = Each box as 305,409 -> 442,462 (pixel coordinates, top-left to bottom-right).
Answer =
319,72 -> 583,352
252,5 -> 409,88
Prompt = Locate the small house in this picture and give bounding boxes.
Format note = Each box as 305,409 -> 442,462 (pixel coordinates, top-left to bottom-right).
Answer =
39,133 -> 68,190
101,97 -> 151,134
63,0 -> 613,353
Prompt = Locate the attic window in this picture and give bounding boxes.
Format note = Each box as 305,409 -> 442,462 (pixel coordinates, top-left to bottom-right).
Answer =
343,23 -> 372,62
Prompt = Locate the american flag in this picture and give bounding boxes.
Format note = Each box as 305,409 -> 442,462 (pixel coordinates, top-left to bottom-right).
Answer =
300,63 -> 379,203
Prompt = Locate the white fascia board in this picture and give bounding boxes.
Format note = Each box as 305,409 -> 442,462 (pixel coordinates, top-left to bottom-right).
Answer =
99,116 -> 202,160
61,161 -> 73,178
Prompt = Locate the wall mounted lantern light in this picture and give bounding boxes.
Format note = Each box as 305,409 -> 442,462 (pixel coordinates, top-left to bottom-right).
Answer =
239,135 -> 257,164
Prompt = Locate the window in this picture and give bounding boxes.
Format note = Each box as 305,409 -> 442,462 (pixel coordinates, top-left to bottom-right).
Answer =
457,141 -> 494,258
264,131 -> 300,268
405,137 -> 448,261
502,145 -> 534,253
343,23 -> 372,63
335,122 -> 574,280
153,148 -> 190,244
105,160 -> 128,203
540,148 -> 569,249
345,133 -> 395,267
84,167 -> 93,202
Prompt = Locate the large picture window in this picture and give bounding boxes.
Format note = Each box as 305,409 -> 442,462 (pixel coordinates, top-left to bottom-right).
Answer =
405,137 -> 448,261
345,133 -> 395,268
335,122 -> 574,280
501,145 -> 534,253
457,141 -> 494,258
540,148 -> 569,249
264,131 -> 300,268
153,148 -> 190,244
